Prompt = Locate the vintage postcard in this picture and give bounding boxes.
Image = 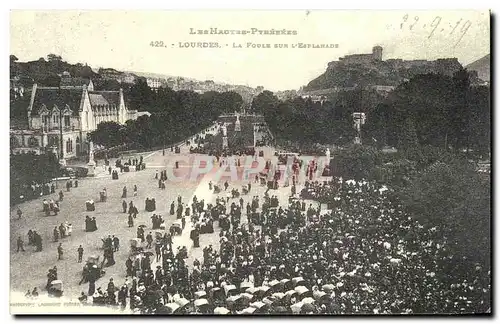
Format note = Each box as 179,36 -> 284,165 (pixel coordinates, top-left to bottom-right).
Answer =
9,10 -> 491,315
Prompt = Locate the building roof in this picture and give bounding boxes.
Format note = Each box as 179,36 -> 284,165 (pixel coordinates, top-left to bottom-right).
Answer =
30,87 -> 83,115
88,91 -> 120,107
60,77 -> 91,88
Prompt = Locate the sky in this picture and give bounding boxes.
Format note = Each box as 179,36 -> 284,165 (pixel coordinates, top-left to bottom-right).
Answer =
10,10 -> 490,91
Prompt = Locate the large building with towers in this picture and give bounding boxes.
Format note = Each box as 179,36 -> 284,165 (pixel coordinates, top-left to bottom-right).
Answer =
10,74 -> 138,159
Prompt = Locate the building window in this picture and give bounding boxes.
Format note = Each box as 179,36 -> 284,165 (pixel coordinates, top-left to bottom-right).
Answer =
66,139 -> 73,153
10,137 -> 19,148
28,136 -> 39,148
53,115 -> 57,123
50,136 -> 59,147
42,115 -> 50,126
64,116 -> 70,127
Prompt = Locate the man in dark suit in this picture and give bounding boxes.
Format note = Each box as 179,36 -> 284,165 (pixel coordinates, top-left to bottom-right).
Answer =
190,227 -> 200,248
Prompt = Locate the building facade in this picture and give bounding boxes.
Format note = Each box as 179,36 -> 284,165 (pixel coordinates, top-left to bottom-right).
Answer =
10,77 -> 138,159
147,78 -> 163,90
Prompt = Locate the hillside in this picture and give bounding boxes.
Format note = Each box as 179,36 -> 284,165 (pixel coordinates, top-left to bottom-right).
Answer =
304,58 -> 463,92
127,71 -> 262,103
10,54 -> 99,87
10,55 -> 261,101
466,54 -> 490,82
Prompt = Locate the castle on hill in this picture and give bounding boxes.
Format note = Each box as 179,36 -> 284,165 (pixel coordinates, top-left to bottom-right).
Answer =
327,46 -> 462,77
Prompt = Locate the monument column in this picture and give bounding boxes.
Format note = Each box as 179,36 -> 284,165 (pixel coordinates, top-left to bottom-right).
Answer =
234,113 -> 241,132
87,141 -> 96,176
222,124 -> 228,149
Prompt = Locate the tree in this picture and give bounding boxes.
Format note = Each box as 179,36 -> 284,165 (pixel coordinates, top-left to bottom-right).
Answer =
400,159 -> 490,267
10,152 -> 60,205
383,70 -> 489,155
362,103 -> 394,147
334,144 -> 383,181
89,121 -> 126,147
47,54 -> 62,62
10,54 -> 18,63
251,90 -> 279,115
10,94 -> 30,121
397,115 -> 422,161
93,79 -> 122,91
127,77 -> 154,111
467,86 -> 490,158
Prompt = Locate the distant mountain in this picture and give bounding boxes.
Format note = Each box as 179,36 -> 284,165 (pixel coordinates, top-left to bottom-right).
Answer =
124,71 -> 191,81
126,70 -> 263,103
466,54 -> 490,82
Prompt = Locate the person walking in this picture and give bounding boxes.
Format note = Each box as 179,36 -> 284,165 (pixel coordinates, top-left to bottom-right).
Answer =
113,236 -> 120,252
53,227 -> 59,242
77,245 -> 84,263
146,232 -> 153,249
57,243 -> 64,260
16,236 -> 25,252
16,207 -> 22,220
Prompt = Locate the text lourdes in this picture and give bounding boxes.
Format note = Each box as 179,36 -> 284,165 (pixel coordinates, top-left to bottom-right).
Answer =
189,28 -> 298,36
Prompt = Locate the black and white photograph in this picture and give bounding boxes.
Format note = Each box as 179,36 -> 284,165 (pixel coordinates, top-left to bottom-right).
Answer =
8,10 -> 491,315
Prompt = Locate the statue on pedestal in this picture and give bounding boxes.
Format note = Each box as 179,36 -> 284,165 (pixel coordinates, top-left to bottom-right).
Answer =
221,124 -> 228,149
89,141 -> 95,163
87,141 -> 96,177
234,113 -> 241,132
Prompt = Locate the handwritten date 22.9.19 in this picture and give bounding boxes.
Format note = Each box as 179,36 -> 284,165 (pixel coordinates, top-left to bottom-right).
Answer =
399,14 -> 472,48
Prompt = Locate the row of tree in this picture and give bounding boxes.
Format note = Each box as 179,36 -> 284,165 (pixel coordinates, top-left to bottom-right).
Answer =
251,90 -> 358,147
251,68 -> 490,159
89,87 -> 243,148
10,152 -> 60,205
363,69 -> 490,157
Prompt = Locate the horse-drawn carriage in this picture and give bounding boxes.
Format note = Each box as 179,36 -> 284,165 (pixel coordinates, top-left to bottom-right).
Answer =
86,200 -> 95,211
48,280 -> 63,297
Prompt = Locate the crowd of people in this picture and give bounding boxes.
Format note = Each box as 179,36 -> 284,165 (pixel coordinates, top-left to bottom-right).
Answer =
13,137 -> 489,314
71,173 -> 490,314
